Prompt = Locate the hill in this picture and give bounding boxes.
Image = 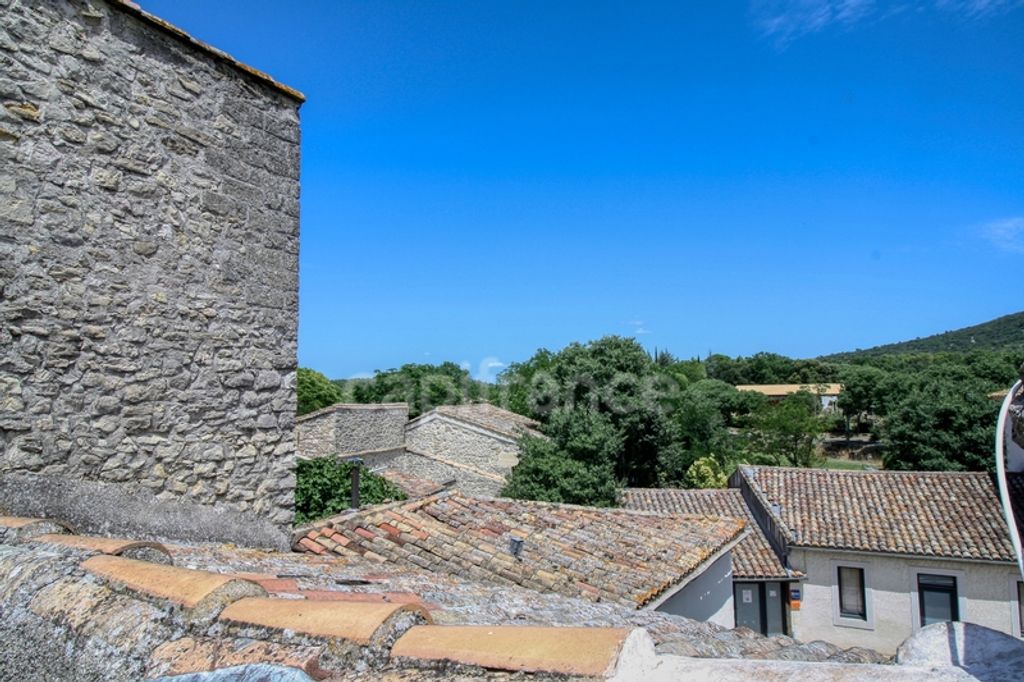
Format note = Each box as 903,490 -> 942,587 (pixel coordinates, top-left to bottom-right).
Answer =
823,310 -> 1024,360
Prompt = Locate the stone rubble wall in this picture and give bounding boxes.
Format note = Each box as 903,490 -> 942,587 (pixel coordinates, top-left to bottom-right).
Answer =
296,404 -> 408,459
387,451 -> 504,498
405,416 -> 520,482
0,0 -> 301,532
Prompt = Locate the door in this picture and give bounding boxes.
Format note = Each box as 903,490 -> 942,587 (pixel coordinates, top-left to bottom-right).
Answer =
734,583 -> 764,633
918,574 -> 959,626
765,581 -> 786,635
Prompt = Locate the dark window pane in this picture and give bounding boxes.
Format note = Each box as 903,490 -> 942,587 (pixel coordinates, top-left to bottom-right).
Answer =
1018,582 -> 1024,633
918,574 -> 959,626
838,566 -> 866,619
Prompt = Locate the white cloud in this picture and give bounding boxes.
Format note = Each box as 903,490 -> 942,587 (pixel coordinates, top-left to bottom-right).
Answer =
474,357 -> 506,383
750,0 -> 1022,46
750,0 -> 875,45
634,327 -> 653,336
982,217 -> 1024,254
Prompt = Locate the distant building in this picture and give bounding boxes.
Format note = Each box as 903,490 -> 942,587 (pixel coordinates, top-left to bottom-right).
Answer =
737,383 -> 843,410
295,402 -> 542,497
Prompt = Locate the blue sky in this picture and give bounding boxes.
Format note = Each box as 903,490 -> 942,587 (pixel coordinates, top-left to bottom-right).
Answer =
142,1 -> 1024,381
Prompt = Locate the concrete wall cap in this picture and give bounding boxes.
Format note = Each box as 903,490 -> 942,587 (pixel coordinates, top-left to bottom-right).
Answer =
0,516 -> 46,528
82,555 -> 265,612
390,625 -> 633,677
218,597 -> 430,645
32,533 -> 172,561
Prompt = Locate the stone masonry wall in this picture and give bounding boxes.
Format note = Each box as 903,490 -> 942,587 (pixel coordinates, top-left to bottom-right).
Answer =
405,417 -> 520,480
296,404 -> 408,459
0,0 -> 301,532
387,451 -> 504,497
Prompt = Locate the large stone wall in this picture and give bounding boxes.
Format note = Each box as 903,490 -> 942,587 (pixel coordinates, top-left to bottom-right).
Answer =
296,403 -> 408,459
0,0 -> 302,540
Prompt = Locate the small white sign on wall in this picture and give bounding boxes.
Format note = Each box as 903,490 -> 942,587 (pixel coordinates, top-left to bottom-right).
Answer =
742,589 -> 753,603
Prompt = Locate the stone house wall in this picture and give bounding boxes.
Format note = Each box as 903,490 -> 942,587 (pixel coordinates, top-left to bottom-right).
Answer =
405,415 -> 521,480
387,451 -> 504,497
0,0 -> 302,542
296,403 -> 409,459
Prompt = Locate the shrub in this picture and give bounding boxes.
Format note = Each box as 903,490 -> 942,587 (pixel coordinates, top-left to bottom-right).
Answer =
294,457 -> 406,524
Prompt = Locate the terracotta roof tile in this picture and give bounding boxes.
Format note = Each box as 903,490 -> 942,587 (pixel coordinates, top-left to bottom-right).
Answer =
297,492 -> 745,608
82,555 -> 265,615
739,466 -> 1019,562
621,488 -> 790,580
218,597 -> 430,645
380,470 -> 450,499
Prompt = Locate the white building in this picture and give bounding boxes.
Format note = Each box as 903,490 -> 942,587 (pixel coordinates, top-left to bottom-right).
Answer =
732,466 -> 1024,655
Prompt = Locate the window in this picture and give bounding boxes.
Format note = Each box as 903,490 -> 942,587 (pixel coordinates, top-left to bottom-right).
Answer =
918,573 -> 959,626
837,566 -> 866,620
1017,582 -> 1023,634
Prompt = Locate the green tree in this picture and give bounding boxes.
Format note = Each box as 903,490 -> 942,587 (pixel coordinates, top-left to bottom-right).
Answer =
294,457 -> 406,524
297,367 -> 343,416
879,383 -> 999,471
747,391 -> 825,467
502,409 -> 622,506
685,456 -> 728,488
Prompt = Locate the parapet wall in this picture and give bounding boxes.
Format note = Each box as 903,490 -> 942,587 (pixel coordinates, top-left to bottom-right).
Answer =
297,404 -> 409,459
0,0 -> 302,539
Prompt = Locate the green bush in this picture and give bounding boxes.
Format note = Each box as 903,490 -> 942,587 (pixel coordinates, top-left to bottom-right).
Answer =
294,457 -> 406,524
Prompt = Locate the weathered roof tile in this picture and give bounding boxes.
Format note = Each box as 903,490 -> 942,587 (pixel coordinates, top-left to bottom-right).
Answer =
298,492 -> 745,608
622,488 -> 790,580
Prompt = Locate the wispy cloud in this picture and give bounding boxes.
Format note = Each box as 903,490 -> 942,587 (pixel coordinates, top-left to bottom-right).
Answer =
474,357 -> 506,382
750,0 -> 1023,46
750,0 -> 876,45
982,217 -> 1024,254
626,320 -> 653,336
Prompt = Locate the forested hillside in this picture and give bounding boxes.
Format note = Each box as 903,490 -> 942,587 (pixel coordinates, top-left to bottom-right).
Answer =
823,311 -> 1024,360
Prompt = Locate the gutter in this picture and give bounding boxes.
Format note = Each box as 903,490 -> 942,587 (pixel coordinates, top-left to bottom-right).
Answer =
795,544 -> 1019,568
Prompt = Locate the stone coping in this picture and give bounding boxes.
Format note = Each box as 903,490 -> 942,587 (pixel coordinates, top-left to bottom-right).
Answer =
297,402 -> 409,422
106,0 -> 305,101
219,597 -> 430,645
391,625 -> 632,677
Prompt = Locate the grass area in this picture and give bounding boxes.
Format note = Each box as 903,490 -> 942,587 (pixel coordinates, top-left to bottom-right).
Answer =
823,457 -> 882,471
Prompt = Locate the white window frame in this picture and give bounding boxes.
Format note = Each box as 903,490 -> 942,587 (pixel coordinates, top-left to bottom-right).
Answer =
910,566 -> 966,633
831,559 -> 874,630
1010,576 -> 1024,639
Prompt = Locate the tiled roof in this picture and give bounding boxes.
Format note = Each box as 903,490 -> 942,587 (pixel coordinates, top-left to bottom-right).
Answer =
621,488 -> 790,580
736,384 -> 842,397
379,469 -> 450,499
424,403 -> 542,439
739,466 -> 1019,562
295,491 -> 745,608
0,515 -> 894,676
